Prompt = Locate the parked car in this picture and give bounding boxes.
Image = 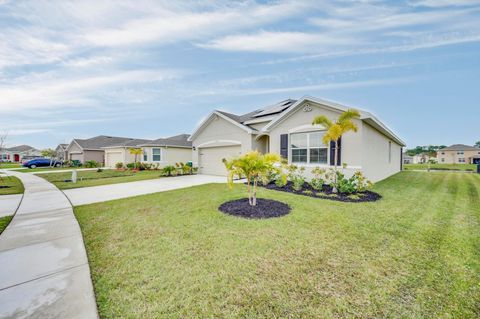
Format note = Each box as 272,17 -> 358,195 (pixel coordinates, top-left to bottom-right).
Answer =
22,158 -> 63,169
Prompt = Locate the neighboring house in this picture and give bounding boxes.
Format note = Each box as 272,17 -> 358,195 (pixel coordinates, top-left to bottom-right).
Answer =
0,145 -> 41,162
189,96 -> 405,182
66,135 -> 135,165
412,152 -> 433,164
102,134 -> 192,168
403,153 -> 413,164
437,144 -> 480,164
55,144 -> 68,161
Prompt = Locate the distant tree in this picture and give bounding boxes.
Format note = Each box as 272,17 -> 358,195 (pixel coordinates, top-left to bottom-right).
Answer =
475,141 -> 480,148
129,148 -> 143,170
41,148 -> 57,167
0,132 -> 7,169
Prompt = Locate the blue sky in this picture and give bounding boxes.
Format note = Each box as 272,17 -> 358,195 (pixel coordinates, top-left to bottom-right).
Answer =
0,0 -> 479,150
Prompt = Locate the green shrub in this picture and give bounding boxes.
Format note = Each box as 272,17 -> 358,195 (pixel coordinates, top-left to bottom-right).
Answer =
334,171 -> 373,194
288,165 -> 305,191
274,173 -> 287,187
126,163 -> 135,169
115,162 -> 124,169
309,167 -> 326,191
161,165 -> 176,176
302,189 -> 313,196
85,160 -> 99,168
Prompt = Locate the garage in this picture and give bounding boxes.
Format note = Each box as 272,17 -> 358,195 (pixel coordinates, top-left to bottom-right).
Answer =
69,152 -> 83,162
105,151 -> 123,167
199,145 -> 241,176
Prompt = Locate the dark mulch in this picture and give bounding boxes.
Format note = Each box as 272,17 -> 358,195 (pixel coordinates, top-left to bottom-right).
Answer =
219,198 -> 291,219
0,186 -> 10,189
260,182 -> 381,203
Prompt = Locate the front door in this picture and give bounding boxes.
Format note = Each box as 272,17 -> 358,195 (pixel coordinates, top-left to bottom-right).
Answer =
14,154 -> 20,162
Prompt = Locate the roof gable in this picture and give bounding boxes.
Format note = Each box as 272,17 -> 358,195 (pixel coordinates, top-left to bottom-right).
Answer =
441,144 -> 480,151
189,111 -> 255,141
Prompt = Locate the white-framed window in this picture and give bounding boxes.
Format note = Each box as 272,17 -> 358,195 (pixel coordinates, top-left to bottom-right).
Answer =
290,132 -> 328,164
457,151 -> 464,155
152,148 -> 161,162
142,148 -> 148,161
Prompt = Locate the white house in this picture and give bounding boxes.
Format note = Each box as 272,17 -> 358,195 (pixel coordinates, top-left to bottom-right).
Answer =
189,96 -> 405,182
0,145 -> 41,163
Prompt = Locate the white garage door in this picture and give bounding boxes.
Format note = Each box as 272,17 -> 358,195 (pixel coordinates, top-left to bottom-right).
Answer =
199,145 -> 241,176
105,152 -> 123,167
70,153 -> 83,162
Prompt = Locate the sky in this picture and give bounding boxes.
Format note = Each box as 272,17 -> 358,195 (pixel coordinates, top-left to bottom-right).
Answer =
0,0 -> 479,150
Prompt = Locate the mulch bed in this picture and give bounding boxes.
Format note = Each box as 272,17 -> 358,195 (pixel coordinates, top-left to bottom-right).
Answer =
0,186 -> 10,189
219,198 -> 291,219
260,182 -> 381,203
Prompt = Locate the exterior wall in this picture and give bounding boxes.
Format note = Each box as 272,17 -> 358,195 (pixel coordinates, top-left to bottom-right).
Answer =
248,122 -> 269,131
361,123 -> 402,182
268,100 -> 364,179
191,116 -> 252,166
437,149 -> 480,164
141,146 -> 192,167
67,143 -> 84,162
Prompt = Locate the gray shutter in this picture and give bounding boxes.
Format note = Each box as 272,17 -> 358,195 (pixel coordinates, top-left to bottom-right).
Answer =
280,134 -> 288,159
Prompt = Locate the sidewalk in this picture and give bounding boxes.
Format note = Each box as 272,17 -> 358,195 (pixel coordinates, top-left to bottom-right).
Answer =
0,171 -> 98,318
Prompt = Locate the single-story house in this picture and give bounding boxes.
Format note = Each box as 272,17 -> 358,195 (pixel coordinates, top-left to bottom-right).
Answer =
0,145 -> 41,162
102,134 -> 192,168
66,135 -> 135,165
55,144 -> 68,161
403,153 -> 413,164
437,144 -> 480,164
189,96 -> 405,182
412,153 -> 435,164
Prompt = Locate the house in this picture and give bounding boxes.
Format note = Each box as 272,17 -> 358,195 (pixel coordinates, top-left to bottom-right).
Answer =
437,144 -> 480,164
66,135 -> 135,165
0,145 -> 41,162
412,152 -> 434,164
55,144 -> 68,161
189,96 -> 405,182
102,134 -> 192,168
403,153 -> 413,164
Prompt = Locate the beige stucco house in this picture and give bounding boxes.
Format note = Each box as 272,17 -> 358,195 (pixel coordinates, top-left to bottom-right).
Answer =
66,135 -> 135,164
1,145 -> 41,163
437,144 -> 480,164
55,144 -> 68,161
102,134 -> 192,168
189,96 -> 405,182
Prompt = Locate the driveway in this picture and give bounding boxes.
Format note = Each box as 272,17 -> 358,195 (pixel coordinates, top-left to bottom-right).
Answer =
0,194 -> 22,218
64,174 -> 228,206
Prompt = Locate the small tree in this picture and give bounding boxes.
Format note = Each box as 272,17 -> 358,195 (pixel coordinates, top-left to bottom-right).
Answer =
475,141 -> 480,148
312,109 -> 360,193
223,151 -> 281,206
129,148 -> 143,170
41,148 -> 57,167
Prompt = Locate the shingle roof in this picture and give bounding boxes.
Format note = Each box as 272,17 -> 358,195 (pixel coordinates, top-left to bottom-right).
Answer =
440,144 -> 480,151
74,135 -> 136,150
6,145 -> 37,152
139,134 -> 192,148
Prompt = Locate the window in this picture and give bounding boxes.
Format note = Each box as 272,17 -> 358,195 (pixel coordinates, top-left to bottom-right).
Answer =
457,151 -> 464,155
152,148 -> 161,162
441,152 -> 445,155
291,132 -> 328,164
459,158 -> 465,163
388,141 -> 392,163
143,148 -> 148,161
441,158 -> 445,162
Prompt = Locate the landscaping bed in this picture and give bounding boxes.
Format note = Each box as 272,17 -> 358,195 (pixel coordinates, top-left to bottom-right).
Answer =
219,198 -> 290,219
260,181 -> 382,203
0,176 -> 24,195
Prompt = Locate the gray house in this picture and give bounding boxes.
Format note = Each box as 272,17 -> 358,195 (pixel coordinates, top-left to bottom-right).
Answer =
189,96 -> 405,182
66,135 -> 135,164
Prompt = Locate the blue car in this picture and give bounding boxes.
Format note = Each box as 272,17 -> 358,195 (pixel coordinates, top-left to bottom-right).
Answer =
23,158 -> 63,169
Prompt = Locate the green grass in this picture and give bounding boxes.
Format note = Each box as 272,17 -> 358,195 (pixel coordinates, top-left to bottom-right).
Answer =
0,215 -> 13,235
74,172 -> 480,318
0,176 -> 24,195
38,169 -> 163,189
15,166 -> 80,173
404,163 -> 477,171
0,163 -> 21,169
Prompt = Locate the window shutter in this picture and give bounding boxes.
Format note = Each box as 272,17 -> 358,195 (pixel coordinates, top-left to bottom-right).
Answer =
329,137 -> 342,166
280,134 -> 288,159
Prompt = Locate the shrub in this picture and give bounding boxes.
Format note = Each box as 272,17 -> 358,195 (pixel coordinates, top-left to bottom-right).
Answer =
126,163 -> 135,170
274,173 -> 287,187
292,175 -> 305,191
334,171 -> 373,194
288,165 -> 305,191
302,190 -> 313,196
115,162 -> 124,169
97,168 -> 103,173
84,160 -> 99,168
161,165 -> 176,176
309,167 -> 326,191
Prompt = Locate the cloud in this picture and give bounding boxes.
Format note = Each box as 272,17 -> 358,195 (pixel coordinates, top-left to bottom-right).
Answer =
408,0 -> 480,7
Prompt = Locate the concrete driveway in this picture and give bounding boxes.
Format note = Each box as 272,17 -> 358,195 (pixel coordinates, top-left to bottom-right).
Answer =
64,174 -> 228,206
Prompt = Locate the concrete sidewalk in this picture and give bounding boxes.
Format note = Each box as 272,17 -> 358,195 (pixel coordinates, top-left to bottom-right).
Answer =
0,171 -> 98,318
0,194 -> 22,218
64,174 -> 228,206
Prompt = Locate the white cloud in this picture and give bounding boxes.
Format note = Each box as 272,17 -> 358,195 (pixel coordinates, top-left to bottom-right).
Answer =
409,0 -> 480,7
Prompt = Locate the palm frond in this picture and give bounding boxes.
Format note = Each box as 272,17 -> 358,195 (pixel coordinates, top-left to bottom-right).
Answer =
338,109 -> 360,124
312,115 -> 332,128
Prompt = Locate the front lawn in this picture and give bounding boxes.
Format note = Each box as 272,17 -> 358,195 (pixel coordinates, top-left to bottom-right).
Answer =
404,163 -> 477,171
16,166 -> 81,173
38,169 -> 164,189
75,171 -> 480,318
0,176 -> 24,195
0,163 -> 21,169
0,215 -> 13,234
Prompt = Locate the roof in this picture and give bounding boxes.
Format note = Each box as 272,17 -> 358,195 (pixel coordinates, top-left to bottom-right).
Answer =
56,143 -> 68,150
102,138 -> 154,149
6,145 -> 37,152
139,134 -> 192,148
440,144 -> 480,151
190,95 -> 405,146
72,135 -> 136,150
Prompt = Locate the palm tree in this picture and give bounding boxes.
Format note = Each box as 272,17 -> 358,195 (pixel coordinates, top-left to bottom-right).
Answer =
312,109 -> 360,193
129,148 -> 143,170
223,151 -> 281,206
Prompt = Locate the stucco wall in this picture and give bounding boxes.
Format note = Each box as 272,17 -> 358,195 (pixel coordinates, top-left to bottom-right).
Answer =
361,123 -> 402,182
191,115 -> 252,166
67,142 -> 84,162
83,150 -> 105,165
437,149 -> 480,164
141,146 -> 192,167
